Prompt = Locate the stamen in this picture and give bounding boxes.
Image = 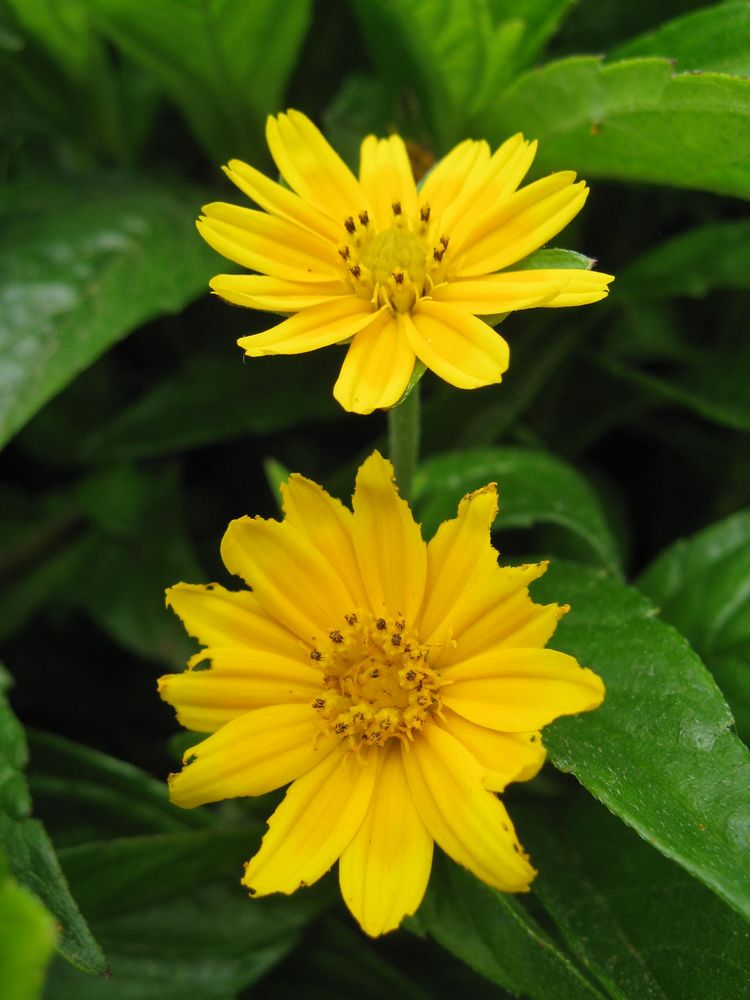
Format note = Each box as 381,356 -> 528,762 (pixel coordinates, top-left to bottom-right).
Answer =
338,246 -> 350,261
392,200 -> 402,216
393,271 -> 404,285
358,210 -> 369,226
420,203 -> 431,222
350,265 -> 362,279
344,217 -> 356,234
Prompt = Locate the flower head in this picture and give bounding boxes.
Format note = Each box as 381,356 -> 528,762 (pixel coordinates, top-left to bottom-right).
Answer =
198,110 -> 613,413
159,452 -> 604,936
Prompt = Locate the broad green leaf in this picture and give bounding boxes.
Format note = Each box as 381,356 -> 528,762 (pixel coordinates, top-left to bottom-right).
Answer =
638,508 -> 750,743
0,668 -> 106,974
28,730 -> 212,847
491,0 -> 575,75
413,447 -> 620,572
89,0 -> 312,162
476,56 -> 750,200
599,350 -> 750,433
617,219 -> 750,301
68,464 -> 203,666
518,789 -> 750,1000
409,851 -> 603,999
80,352 -> 340,462
46,828 -> 331,999
352,0 -> 523,148
0,846 -> 57,1000
532,560 -> 750,922
260,915 -> 505,1000
613,1 -> 750,75
0,175 -> 216,450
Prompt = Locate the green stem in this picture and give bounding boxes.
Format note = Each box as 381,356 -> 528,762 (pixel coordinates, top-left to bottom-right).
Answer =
387,383 -> 421,501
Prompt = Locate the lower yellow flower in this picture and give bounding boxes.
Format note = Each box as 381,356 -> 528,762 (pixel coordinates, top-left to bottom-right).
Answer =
198,109 -> 614,414
159,453 -> 604,936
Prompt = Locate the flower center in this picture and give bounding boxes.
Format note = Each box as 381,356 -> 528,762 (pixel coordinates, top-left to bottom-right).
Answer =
310,611 -> 444,749
361,227 -> 428,289
338,202 -> 450,314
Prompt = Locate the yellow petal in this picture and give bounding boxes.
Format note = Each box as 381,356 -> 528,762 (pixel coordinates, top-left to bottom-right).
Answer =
221,514 -> 357,644
418,484 -> 499,646
237,297 -> 381,357
197,202 -> 340,280
359,134 -> 418,229
406,301 -> 509,389
281,473 -> 369,610
441,134 -> 536,237
430,273 -> 565,314
165,582 -> 302,658
442,648 -> 605,731
333,313 -> 415,414
505,268 -> 615,307
168,704 -> 334,808
243,747 -> 377,896
437,708 -> 546,792
210,274 -> 349,313
267,110 -> 366,223
339,743 -> 433,936
455,175 -> 589,276
351,451 -> 427,621
158,647 -> 324,733
223,158 -> 342,243
402,724 -> 535,891
419,139 -> 490,220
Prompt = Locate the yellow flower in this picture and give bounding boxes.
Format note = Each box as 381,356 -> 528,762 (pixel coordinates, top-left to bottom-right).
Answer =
159,452 -> 604,936
198,109 -> 613,414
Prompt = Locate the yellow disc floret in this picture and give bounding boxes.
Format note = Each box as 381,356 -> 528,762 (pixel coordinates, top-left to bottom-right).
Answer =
310,611 -> 444,749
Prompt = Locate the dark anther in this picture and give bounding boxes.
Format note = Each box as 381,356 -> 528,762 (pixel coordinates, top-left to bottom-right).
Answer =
345,613 -> 358,626
370,668 -> 380,678
391,633 -> 402,646
393,271 -> 404,285
334,721 -> 349,734
310,649 -> 322,661
395,619 -> 405,631
358,210 -> 369,225
312,697 -> 325,709
375,617 -> 387,630
405,669 -> 416,682
350,265 -> 361,279
338,246 -> 350,260
420,204 -> 431,222
329,630 -> 344,643
344,216 -> 356,234
392,200 -> 402,215
440,235 -> 449,248
433,248 -> 444,262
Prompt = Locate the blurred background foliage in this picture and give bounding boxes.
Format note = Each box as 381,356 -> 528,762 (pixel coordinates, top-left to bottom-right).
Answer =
2,1 -> 750,997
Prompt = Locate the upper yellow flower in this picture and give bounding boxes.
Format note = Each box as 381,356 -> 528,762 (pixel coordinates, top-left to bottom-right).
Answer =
198,110 -> 613,414
159,452 -> 604,936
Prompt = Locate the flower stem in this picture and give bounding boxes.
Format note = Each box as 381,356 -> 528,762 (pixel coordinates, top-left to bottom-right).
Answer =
388,383 -> 420,501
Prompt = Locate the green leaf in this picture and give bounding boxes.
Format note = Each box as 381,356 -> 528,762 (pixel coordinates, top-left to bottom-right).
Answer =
413,447 -> 621,572
613,1 -> 750,75
598,349 -> 750,433
0,668 -> 106,975
68,464 -> 203,666
28,730 -> 212,847
532,560 -> 750,922
46,828 -> 331,999
410,851 -> 603,998
80,352 -> 341,463
89,0 -> 312,162
476,56 -> 750,200
638,508 -> 750,743
0,175 -> 216,449
617,219 -> 750,301
510,247 -> 598,271
0,846 -> 57,1000
519,788 -> 750,999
